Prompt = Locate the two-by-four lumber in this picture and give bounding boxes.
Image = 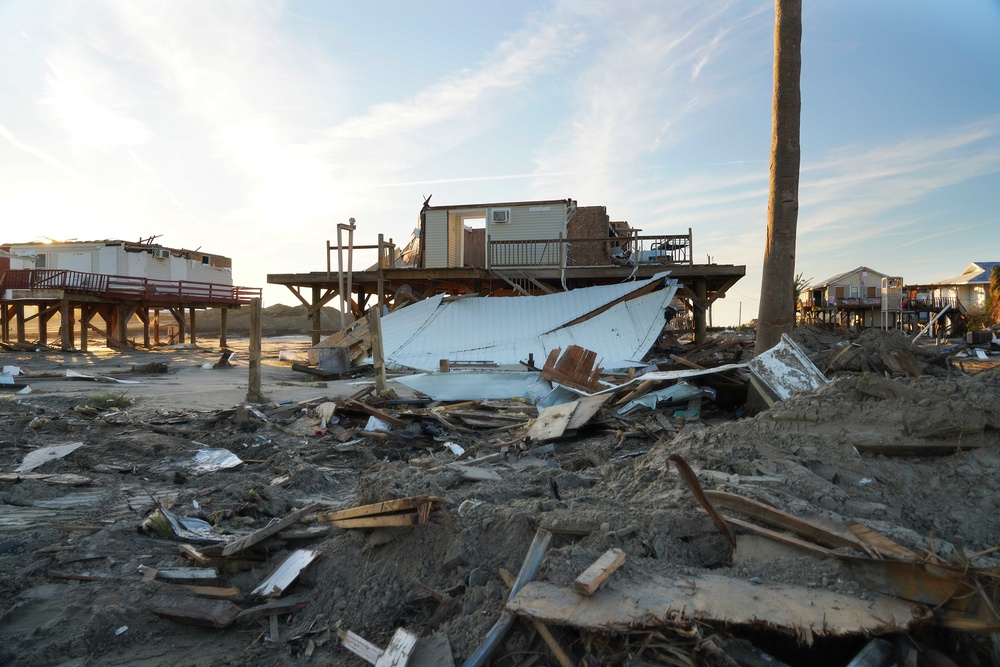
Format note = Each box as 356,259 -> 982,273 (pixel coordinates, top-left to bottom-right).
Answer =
339,627 -> 419,666
573,547 -> 627,596
222,503 -> 322,557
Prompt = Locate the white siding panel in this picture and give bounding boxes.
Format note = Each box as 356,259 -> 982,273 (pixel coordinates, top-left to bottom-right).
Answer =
424,211 -> 448,268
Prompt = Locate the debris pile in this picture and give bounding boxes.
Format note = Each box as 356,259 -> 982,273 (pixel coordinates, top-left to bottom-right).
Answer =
0,329 -> 999,666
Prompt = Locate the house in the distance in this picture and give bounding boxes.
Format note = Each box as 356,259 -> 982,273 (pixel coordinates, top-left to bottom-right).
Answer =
800,266 -> 892,328
0,239 -> 259,351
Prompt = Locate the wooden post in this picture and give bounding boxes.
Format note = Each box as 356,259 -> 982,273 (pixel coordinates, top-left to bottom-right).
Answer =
15,303 -> 25,344
1,304 -> 9,342
141,308 -> 150,347
311,285 -> 321,345
117,305 -> 128,345
153,310 -> 160,345
38,306 -> 49,347
367,307 -> 387,396
60,300 -> 72,351
189,307 -> 197,346
246,298 -> 264,403
79,305 -> 90,352
694,277 -> 707,345
219,308 -> 228,348
377,233 -> 385,313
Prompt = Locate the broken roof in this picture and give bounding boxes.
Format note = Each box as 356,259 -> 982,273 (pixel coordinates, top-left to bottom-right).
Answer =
379,273 -> 680,371
423,198 -> 574,211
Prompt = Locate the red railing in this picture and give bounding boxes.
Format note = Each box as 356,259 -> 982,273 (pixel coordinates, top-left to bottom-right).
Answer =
0,269 -> 261,305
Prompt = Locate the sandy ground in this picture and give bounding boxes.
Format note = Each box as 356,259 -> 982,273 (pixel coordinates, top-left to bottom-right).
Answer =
2,337 -> 374,411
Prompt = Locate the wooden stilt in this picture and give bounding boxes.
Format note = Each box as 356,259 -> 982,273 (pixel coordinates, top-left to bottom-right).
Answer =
61,300 -> 72,351
140,308 -> 150,347
189,307 -> 197,346
16,303 -> 26,344
80,305 -> 91,352
311,285 -> 321,346
219,308 -> 228,348
153,310 -> 160,345
247,298 -> 264,403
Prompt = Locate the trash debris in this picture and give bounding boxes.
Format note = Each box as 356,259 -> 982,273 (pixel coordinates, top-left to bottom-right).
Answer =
250,549 -> 322,598
15,441 -> 85,473
190,448 -> 243,475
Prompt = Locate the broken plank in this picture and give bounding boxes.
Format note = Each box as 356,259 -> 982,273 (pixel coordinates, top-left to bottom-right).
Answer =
236,595 -> 310,622
156,567 -> 219,582
340,629 -> 385,664
344,398 -> 406,427
181,585 -> 241,600
316,495 -> 442,522
322,514 -> 423,529
0,473 -> 92,485
375,628 -> 420,667
148,594 -> 241,628
703,490 -> 867,553
526,402 -> 576,443
222,503 -> 321,557
509,573 -> 923,639
574,548 -> 627,596
15,441 -> 85,473
565,394 -> 611,430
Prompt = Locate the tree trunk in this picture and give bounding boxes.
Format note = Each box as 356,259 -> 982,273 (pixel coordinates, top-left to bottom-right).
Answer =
756,0 -> 802,353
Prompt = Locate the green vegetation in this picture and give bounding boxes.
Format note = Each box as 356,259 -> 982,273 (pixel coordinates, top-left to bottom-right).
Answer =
86,391 -> 133,409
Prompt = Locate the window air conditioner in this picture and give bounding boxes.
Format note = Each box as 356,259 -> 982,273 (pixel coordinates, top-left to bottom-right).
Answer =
492,209 -> 511,224
153,249 -> 169,259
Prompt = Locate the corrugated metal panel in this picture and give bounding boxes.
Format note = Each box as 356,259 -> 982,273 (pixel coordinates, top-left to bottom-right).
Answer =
424,211 -> 448,268
380,295 -> 444,359
383,274 -> 678,371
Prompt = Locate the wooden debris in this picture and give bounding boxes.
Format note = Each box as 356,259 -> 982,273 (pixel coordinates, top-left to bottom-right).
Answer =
508,574 -> 923,641
156,567 -> 219,582
527,394 -> 611,443
574,548 -> 627,596
540,345 -> 603,392
0,473 -> 92,485
148,594 -> 241,628
856,373 -> 938,403
251,548 -> 321,598
666,455 -> 736,549
339,627 -> 420,666
236,594 -> 310,622
846,521 -> 920,559
704,490 -> 868,552
180,585 -> 241,600
222,503 -> 321,557
343,397 -> 406,427
500,568 -> 574,667
315,495 -> 443,530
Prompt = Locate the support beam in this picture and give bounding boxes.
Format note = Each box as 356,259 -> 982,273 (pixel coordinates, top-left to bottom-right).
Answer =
60,300 -> 73,351
1,304 -> 10,342
79,305 -> 92,352
153,310 -> 160,345
694,276 -> 708,344
16,303 -> 27,344
189,307 -> 197,346
139,308 -> 150,347
219,308 -> 228,349
247,298 -> 264,403
311,285 -> 322,346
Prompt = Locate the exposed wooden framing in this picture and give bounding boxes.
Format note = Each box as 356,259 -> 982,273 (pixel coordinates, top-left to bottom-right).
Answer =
168,307 -> 186,344
367,307 -> 386,395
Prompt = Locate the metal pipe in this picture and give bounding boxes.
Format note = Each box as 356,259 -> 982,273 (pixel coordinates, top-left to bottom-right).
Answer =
461,528 -> 552,667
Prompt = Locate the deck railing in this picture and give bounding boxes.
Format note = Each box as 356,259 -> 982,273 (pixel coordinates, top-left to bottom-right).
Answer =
487,231 -> 693,268
0,269 -> 261,304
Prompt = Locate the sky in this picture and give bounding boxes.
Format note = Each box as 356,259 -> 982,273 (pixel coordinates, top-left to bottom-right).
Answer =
1,0 -> 999,326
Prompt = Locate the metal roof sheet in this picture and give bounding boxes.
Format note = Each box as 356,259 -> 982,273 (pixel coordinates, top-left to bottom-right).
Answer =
381,274 -> 678,371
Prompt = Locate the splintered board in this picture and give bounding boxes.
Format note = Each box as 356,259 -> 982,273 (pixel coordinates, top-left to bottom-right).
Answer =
508,574 -> 922,643
316,495 -> 444,529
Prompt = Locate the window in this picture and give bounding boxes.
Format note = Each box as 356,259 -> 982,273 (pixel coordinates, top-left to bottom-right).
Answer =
202,256 -> 210,265
35,254 -> 46,268
867,286 -> 877,298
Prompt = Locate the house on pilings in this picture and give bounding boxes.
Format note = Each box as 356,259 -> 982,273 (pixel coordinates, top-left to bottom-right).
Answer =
0,240 -> 260,351
268,198 -> 746,345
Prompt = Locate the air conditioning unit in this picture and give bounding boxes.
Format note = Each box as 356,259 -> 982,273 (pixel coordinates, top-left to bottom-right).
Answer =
153,249 -> 169,259
491,208 -> 511,224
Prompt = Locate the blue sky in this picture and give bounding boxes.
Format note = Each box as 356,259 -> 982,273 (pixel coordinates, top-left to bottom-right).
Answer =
1,0 -> 998,325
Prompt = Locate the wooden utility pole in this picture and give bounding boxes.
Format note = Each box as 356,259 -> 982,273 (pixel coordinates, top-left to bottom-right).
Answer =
367,307 -> 387,395
246,298 -> 265,403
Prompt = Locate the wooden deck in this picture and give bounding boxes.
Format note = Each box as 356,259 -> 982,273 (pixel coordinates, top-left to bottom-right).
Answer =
0,269 -> 261,350
268,263 -> 746,344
